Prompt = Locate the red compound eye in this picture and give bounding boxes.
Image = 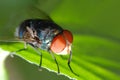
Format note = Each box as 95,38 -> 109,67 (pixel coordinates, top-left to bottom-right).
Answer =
63,30 -> 73,43
50,33 -> 66,53
50,30 -> 73,54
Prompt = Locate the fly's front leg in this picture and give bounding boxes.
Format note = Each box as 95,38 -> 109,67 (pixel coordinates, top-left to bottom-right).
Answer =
49,52 -> 60,74
68,51 -> 79,76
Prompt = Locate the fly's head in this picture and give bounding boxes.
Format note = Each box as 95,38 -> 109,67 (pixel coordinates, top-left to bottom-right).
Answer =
50,30 -> 73,55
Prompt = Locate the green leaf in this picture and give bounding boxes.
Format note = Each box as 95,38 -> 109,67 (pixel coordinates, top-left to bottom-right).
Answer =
1,35 -> 120,80
0,49 -> 9,80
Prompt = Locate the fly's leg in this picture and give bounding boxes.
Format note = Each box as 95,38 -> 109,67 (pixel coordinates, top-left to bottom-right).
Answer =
38,53 -> 42,71
49,52 -> 60,74
0,40 -> 27,57
32,48 -> 42,71
68,51 -> 79,76
10,42 -> 27,57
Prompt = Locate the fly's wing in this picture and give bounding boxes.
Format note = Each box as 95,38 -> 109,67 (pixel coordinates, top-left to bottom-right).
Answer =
0,6 -> 52,41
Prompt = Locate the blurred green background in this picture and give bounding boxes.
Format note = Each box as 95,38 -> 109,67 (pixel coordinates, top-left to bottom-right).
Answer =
0,0 -> 120,80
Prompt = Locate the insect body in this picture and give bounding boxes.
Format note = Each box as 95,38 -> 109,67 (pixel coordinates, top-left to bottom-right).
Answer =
16,19 -> 76,75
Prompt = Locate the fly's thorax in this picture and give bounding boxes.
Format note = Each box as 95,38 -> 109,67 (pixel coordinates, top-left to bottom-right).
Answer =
37,28 -> 62,50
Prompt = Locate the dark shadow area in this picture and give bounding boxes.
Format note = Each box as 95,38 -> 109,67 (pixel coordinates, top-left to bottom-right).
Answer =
5,55 -> 73,80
